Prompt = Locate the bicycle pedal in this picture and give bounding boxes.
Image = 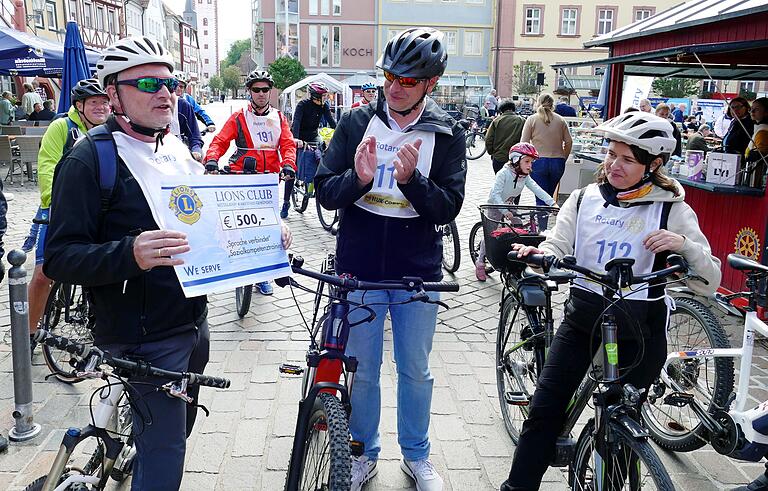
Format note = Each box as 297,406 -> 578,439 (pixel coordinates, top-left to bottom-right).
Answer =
504,391 -> 530,406
279,364 -> 304,376
350,440 -> 365,457
663,391 -> 694,407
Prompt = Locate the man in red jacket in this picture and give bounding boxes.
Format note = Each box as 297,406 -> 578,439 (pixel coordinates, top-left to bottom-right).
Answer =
204,69 -> 296,295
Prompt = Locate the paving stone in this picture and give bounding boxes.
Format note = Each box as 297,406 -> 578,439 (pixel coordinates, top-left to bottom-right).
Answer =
185,432 -> 229,473
232,419 -> 269,457
215,456 -> 262,489
433,414 -> 470,441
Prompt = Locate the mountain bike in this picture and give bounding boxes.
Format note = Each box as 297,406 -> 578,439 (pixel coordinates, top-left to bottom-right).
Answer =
464,118 -> 487,160
509,251 -> 693,490
24,329 -> 230,491
275,254 -> 458,491
440,221 -> 460,273
641,254 -> 768,462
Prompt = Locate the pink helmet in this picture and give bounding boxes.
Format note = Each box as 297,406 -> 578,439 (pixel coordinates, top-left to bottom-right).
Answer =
508,142 -> 539,165
308,82 -> 329,99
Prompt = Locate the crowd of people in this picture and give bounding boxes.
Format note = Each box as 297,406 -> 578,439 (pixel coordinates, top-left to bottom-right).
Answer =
0,23 -> 767,491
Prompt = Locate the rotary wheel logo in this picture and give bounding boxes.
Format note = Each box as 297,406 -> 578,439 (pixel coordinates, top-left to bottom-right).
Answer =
734,227 -> 761,260
169,185 -> 203,225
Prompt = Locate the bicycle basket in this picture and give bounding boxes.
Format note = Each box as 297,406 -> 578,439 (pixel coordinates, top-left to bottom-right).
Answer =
479,204 -> 559,271
297,147 -> 320,182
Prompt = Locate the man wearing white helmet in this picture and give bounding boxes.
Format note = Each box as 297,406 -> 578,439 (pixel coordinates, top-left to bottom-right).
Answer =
43,36 -> 291,490
500,111 -> 721,490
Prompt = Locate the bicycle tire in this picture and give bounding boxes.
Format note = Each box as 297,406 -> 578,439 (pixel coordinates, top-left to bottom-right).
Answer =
469,221 -> 482,266
496,293 -> 543,443
441,221 -> 461,273
24,446 -> 103,491
316,197 -> 338,232
287,392 -> 351,491
641,296 -> 734,452
41,282 -> 94,384
292,180 -> 310,213
571,419 -> 674,491
235,285 -> 253,318
466,132 -> 486,160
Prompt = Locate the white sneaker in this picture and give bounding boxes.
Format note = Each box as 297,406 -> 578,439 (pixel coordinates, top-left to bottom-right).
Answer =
400,458 -> 444,491
351,456 -> 378,491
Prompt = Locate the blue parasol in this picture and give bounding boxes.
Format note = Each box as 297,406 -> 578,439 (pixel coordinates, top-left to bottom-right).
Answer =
58,21 -> 92,113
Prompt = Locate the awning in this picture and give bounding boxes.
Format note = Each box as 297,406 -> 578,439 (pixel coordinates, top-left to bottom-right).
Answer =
552,39 -> 768,80
342,71 -> 377,87
0,26 -> 100,77
557,75 -> 602,90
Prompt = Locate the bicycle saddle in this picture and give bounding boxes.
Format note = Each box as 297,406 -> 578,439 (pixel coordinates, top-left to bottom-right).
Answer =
728,254 -> 768,275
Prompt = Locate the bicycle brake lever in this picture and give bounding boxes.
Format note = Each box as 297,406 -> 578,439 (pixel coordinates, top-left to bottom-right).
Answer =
410,291 -> 450,310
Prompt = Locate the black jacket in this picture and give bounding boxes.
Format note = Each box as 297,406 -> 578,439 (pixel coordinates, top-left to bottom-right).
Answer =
315,97 -> 467,282
291,98 -> 336,142
44,117 -> 207,346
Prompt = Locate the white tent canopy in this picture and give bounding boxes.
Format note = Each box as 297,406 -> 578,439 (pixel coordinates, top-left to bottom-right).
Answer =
279,73 -> 353,116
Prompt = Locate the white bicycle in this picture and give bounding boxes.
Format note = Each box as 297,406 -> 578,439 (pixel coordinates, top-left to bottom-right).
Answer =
642,254 -> 768,461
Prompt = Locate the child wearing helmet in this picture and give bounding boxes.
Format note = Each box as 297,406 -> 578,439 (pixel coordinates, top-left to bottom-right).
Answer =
499,111 -> 722,491
475,142 -> 556,281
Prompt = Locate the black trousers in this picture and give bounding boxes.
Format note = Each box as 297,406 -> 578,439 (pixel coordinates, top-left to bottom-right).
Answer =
492,158 -> 506,175
500,313 -> 667,490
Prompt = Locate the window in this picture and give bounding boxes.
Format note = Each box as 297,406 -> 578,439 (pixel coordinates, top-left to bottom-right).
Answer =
96,6 -> 104,30
107,9 -> 115,33
203,18 -> 208,26
560,7 -> 578,35
204,58 -> 209,64
741,81 -> 756,93
441,0 -> 457,3
309,25 -> 318,65
466,0 -> 484,4
45,1 -> 57,30
524,7 -> 542,35
332,26 -> 340,66
597,8 -> 616,35
203,29 -> 207,35
68,0 -> 77,21
444,30 -> 457,55
33,4 -> 44,28
464,30 -> 482,56
333,0 -> 341,15
702,79 -> 718,93
309,0 -> 317,15
320,25 -> 329,66
321,0 -> 329,15
204,44 -> 208,49
84,2 -> 93,27
634,8 -> 654,21
556,64 -> 577,88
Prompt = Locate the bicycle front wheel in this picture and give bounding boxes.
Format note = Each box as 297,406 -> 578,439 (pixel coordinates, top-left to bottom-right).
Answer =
441,221 -> 461,273
235,285 -> 253,318
571,419 -> 674,490
316,198 -> 338,232
41,282 -> 94,383
466,132 -> 486,160
292,180 -> 310,213
496,293 -> 543,443
641,296 -> 734,452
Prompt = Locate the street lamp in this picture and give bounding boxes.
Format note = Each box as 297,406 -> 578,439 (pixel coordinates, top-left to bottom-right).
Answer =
461,70 -> 468,113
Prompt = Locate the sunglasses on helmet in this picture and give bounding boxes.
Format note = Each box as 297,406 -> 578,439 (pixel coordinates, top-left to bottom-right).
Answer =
116,77 -> 179,93
250,86 -> 271,93
383,71 -> 425,88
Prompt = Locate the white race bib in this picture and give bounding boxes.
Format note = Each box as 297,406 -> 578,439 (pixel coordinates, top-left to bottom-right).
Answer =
573,184 -> 664,301
243,110 -> 282,151
354,116 -> 435,218
113,132 -> 204,227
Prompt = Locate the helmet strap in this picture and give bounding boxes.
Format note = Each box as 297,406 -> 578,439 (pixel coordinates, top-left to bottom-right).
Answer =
389,84 -> 429,117
113,90 -> 170,152
250,97 -> 270,114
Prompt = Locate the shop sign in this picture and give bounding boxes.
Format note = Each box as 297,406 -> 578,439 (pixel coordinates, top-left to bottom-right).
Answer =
706,152 -> 740,186
343,48 -> 373,57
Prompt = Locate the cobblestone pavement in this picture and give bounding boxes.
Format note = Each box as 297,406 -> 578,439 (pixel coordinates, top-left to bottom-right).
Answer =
1,100 -> 768,490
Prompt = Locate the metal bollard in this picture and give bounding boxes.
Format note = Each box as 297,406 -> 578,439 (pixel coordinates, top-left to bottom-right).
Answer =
6,249 -> 41,442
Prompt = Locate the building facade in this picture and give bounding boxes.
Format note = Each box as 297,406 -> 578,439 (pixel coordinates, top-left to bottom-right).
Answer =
65,0 -> 124,49
194,0 -> 218,82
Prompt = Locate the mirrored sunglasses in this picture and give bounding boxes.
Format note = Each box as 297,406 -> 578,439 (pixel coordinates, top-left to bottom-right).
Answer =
383,71 -> 424,88
116,77 -> 179,93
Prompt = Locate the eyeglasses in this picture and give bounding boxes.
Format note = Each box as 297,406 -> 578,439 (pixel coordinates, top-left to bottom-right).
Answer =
250,86 -> 271,93
383,71 -> 424,88
364,89 -> 377,93
116,77 -> 179,93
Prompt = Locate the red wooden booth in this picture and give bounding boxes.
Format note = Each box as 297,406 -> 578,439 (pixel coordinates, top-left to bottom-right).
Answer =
555,0 -> 768,305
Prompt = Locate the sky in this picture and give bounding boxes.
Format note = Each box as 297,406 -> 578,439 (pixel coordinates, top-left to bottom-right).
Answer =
165,0 -> 251,61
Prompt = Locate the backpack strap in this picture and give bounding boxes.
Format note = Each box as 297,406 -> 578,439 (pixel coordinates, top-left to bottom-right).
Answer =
63,117 -> 81,156
85,125 -> 119,213
575,186 -> 586,212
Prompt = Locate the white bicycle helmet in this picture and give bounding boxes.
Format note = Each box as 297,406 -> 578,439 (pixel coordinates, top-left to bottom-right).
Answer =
96,36 -> 175,87
594,112 -> 676,156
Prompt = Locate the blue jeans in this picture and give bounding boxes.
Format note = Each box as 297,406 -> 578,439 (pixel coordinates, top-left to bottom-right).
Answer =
100,323 -> 207,491
530,157 -> 566,206
345,289 -> 440,462
22,206 -> 44,254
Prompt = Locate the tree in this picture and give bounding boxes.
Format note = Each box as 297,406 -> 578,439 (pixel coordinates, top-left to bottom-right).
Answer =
223,39 -> 251,68
268,57 -> 307,91
512,61 -> 540,96
651,78 -> 699,98
208,74 -> 223,95
221,65 -> 242,98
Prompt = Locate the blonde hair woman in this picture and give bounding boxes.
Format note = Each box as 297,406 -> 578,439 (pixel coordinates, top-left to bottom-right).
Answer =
521,93 -> 572,206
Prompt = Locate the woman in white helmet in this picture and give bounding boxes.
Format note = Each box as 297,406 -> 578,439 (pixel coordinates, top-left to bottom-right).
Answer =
500,111 -> 722,490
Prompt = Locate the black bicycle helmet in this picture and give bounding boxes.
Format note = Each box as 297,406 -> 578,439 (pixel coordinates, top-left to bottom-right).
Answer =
377,28 -> 448,79
71,78 -> 107,103
246,69 -> 274,88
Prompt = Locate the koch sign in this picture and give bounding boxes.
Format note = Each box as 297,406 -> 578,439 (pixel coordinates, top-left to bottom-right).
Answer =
343,48 -> 373,57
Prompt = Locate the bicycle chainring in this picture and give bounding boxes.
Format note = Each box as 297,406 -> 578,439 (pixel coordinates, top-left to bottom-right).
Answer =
710,410 -> 739,455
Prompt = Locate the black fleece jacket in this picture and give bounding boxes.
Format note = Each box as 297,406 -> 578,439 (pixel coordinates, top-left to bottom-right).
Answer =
315,96 -> 467,282
44,117 -> 207,346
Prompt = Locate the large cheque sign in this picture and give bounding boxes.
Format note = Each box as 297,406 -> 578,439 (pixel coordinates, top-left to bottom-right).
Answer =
160,174 -> 291,297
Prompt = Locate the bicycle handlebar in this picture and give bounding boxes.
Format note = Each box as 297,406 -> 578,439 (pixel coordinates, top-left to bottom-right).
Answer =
34,329 -> 231,389
507,251 -> 691,290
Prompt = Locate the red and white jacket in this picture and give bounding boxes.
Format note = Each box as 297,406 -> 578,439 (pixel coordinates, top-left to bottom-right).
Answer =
205,105 -> 296,173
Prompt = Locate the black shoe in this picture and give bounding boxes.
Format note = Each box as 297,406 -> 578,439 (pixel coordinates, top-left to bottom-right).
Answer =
0,434 -> 8,452
733,473 -> 768,491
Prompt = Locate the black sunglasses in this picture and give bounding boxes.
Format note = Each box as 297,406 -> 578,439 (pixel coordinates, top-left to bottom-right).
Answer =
116,77 -> 179,93
250,86 -> 271,93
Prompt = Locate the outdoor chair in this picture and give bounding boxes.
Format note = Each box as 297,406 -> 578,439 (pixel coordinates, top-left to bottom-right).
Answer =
14,135 -> 41,185
0,135 -> 22,184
